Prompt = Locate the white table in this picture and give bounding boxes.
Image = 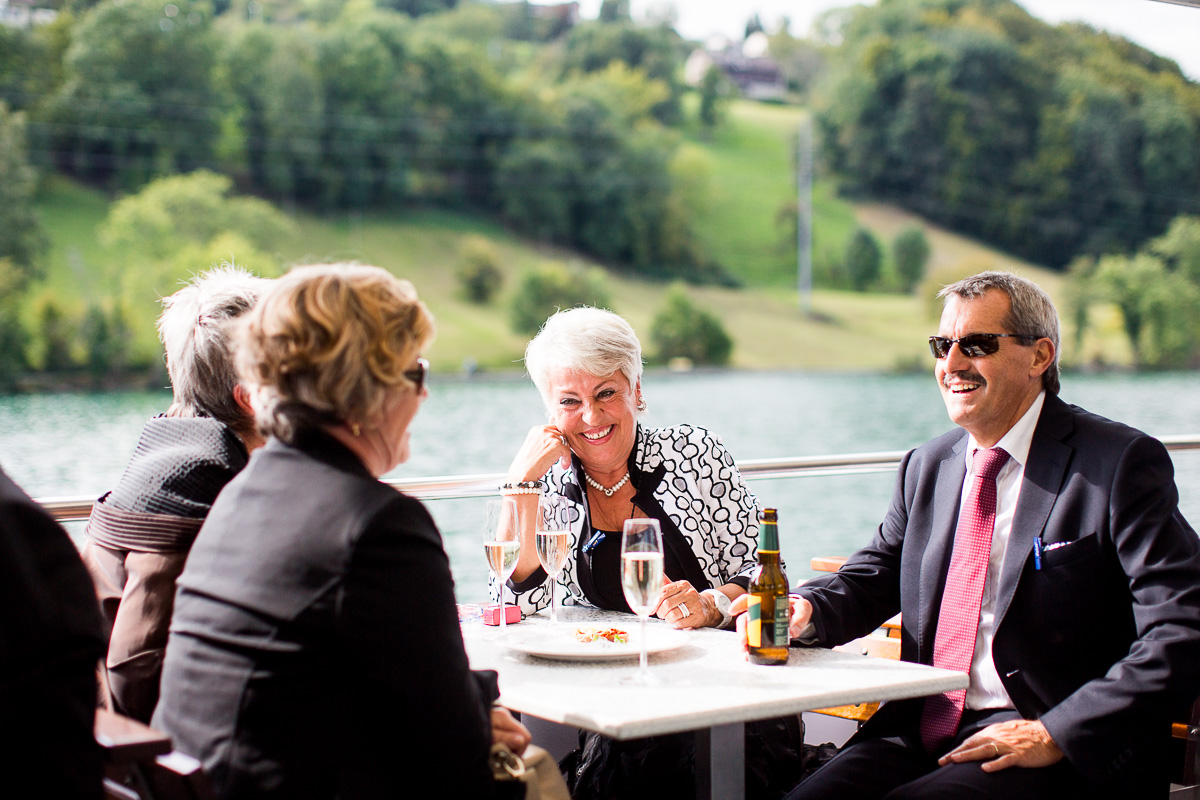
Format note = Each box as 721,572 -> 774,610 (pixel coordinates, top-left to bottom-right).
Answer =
462,606 -> 967,800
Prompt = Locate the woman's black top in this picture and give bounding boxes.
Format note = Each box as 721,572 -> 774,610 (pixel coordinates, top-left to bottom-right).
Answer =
154,429 -> 497,799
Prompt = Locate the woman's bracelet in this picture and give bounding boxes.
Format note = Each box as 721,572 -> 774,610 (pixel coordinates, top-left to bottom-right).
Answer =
500,480 -> 543,496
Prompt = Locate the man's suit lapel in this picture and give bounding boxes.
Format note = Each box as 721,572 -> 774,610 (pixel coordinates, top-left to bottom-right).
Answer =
995,394 -> 1075,627
917,434 -> 969,663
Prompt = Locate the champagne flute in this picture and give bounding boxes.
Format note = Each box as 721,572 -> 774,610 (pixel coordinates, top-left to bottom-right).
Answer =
536,495 -> 572,624
484,497 -> 521,631
621,518 -> 664,683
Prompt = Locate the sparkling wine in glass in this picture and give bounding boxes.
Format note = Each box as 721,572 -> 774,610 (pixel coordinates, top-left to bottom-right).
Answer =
621,518 -> 664,683
484,497 -> 521,631
535,495 -> 572,624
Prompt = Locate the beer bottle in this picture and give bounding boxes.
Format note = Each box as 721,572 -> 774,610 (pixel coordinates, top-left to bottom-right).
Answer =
747,508 -> 789,665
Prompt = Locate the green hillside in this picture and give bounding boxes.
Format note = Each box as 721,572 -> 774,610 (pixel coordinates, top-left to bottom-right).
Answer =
30,101 -> 1095,377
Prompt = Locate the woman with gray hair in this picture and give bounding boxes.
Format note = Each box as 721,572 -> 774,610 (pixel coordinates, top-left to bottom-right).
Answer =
503,308 -> 799,800
82,264 -> 270,722
504,306 -> 759,629
154,263 -> 528,799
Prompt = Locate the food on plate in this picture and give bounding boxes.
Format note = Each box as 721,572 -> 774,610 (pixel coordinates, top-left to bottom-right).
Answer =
575,626 -> 628,644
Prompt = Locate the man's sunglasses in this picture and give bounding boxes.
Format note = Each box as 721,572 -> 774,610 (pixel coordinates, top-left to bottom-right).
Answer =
404,358 -> 429,392
928,333 -> 1037,359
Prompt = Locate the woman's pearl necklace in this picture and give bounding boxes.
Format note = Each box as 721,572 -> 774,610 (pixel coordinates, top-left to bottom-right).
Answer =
584,471 -> 630,497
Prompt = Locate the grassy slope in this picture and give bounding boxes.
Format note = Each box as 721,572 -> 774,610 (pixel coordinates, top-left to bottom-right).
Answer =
31,101 -> 1109,375
683,100 -> 860,288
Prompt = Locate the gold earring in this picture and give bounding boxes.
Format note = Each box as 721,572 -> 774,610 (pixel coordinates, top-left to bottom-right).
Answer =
351,422 -> 361,437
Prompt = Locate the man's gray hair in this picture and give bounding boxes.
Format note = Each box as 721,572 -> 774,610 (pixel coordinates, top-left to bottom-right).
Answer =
524,307 -> 643,415
938,271 -> 1061,395
158,264 -> 271,436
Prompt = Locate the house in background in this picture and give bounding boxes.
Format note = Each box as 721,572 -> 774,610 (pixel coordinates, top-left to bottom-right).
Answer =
529,1 -> 579,27
0,0 -> 57,28
684,32 -> 786,102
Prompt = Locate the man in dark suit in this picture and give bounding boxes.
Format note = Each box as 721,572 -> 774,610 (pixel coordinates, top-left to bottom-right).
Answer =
740,272 -> 1200,798
1,465 -> 105,798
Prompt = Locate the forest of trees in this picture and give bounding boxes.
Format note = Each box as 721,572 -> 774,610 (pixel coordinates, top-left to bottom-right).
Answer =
3,0 -> 1200,376
812,0 -> 1200,268
2,0 -> 721,287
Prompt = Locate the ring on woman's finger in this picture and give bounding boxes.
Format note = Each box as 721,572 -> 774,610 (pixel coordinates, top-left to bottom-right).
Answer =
677,603 -> 690,619
991,743 -> 1000,758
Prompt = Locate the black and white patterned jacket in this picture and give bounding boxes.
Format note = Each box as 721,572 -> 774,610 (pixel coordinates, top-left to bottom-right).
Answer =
504,424 -> 760,615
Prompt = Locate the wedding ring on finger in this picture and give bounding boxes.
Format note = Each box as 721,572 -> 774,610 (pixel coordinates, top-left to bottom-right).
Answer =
677,603 -> 691,619
991,743 -> 1000,758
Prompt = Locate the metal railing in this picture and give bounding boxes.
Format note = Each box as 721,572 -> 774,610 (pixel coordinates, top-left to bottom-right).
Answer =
37,434 -> 1200,523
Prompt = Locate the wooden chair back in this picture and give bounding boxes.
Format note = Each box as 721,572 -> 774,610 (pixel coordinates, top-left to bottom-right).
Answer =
96,709 -> 215,800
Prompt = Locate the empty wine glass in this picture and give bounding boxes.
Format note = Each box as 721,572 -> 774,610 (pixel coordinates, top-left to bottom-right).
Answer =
484,497 -> 521,631
536,494 -> 572,623
620,518 -> 664,683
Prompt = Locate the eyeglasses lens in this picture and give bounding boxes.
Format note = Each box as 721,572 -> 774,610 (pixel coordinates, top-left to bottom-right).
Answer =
405,359 -> 428,391
928,335 -> 1001,359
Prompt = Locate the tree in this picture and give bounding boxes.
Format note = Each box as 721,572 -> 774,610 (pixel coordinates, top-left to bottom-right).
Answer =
1094,253 -> 1161,366
509,262 -> 612,336
598,0 -> 629,23
44,0 -> 222,187
698,66 -> 727,128
82,302 -> 130,383
99,170 -> 295,261
814,0 -> 1200,268
892,226 -> 931,292
376,0 -> 458,16
844,227 -> 882,291
0,23 -> 55,115
38,299 -> 76,372
559,20 -> 685,125
651,285 -> 733,365
1139,268 -> 1200,369
0,103 -> 45,279
1149,215 -> 1200,285
0,260 -> 29,391
457,236 -> 504,304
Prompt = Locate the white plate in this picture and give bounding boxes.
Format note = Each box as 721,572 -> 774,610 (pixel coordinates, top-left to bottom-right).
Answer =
495,625 -> 689,662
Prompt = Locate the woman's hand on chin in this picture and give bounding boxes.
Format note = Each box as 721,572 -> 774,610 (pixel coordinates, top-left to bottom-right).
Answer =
508,424 -> 572,483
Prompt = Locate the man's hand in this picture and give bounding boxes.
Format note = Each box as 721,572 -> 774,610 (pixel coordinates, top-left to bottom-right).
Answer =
730,593 -> 814,651
938,719 -> 1064,772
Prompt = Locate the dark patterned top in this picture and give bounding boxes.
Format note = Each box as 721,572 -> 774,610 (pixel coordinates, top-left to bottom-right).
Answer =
105,415 -> 249,520
503,424 -> 760,619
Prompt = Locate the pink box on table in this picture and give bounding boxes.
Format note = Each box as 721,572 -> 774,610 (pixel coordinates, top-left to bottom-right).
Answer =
481,604 -> 522,625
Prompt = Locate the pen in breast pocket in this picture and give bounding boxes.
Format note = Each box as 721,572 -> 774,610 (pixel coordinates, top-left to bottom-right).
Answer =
1033,536 -> 1043,570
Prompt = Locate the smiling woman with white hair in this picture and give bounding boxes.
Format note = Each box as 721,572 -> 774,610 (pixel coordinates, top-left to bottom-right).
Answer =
503,307 -> 805,800
504,306 -> 760,629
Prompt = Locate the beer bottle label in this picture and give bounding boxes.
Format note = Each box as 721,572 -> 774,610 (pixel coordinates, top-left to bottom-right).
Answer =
773,602 -> 790,645
747,595 -> 762,647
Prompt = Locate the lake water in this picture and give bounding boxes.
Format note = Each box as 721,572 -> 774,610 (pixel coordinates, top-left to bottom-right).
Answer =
3,369 -> 1199,603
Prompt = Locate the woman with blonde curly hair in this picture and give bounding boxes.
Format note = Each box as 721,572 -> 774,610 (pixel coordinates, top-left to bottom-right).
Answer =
153,264 -> 528,800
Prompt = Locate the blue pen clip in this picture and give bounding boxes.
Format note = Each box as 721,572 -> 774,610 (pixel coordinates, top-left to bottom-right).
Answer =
583,530 -> 606,553
1033,536 -> 1043,570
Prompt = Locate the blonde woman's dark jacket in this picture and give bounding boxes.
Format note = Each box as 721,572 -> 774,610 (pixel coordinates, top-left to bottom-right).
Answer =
154,429 -> 497,799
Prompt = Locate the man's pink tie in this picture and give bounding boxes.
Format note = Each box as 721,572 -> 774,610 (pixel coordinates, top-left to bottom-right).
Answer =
919,447 -> 1010,753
